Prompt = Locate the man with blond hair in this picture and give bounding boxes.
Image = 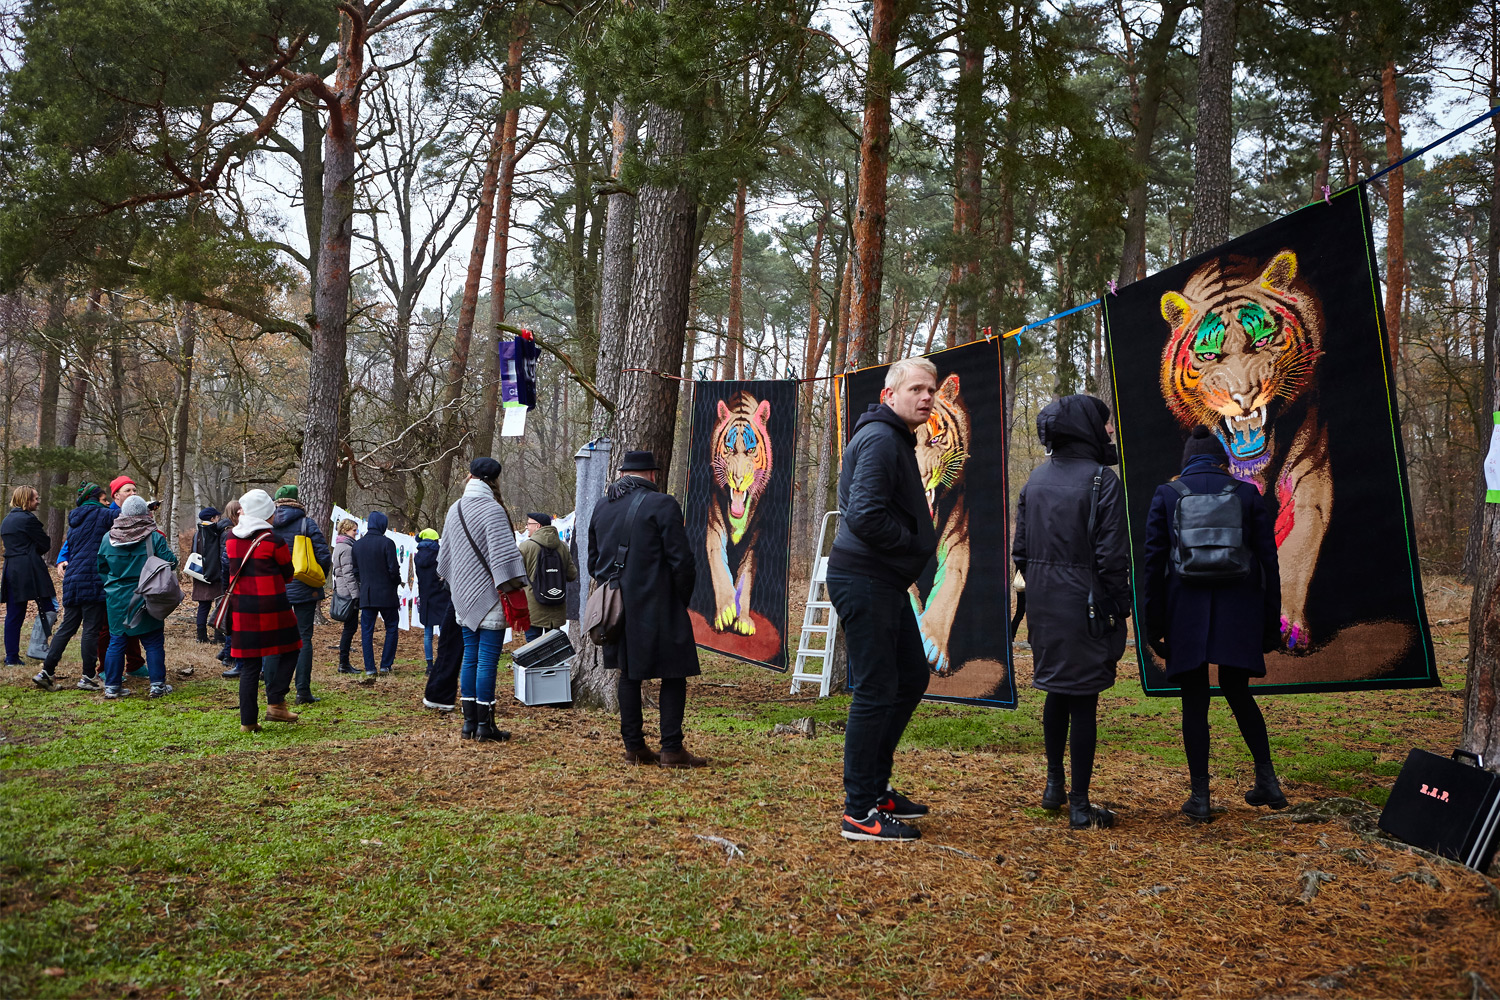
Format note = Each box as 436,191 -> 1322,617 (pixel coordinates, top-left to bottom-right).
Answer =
828,356 -> 940,842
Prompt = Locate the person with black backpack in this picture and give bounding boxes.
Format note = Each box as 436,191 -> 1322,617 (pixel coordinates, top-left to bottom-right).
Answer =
188,508 -> 226,645
1143,425 -> 1287,822
519,512 -> 576,642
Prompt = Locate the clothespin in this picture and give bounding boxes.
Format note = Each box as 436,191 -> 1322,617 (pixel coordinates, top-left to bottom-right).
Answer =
697,367 -> 709,381
983,326 -> 994,342
1322,185 -> 1331,205
1107,279 -> 1118,296
787,365 -> 796,380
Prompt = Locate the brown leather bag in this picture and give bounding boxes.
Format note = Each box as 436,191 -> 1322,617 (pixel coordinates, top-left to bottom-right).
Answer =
583,491 -> 647,645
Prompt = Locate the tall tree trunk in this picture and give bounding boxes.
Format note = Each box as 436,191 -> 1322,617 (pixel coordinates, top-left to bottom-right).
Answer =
727,178 -> 749,380
1463,80 -> 1500,763
591,101 -> 637,434
478,12 -> 529,457
952,5 -> 983,342
438,120 -> 505,494
1188,0 -> 1236,256
168,301 -> 196,540
36,285 -> 63,553
849,0 -> 904,369
1381,60 -> 1405,363
613,99 -> 697,479
1118,0 -> 1189,286
390,299 -> 413,526
1313,115 -> 1333,198
302,5 -> 368,533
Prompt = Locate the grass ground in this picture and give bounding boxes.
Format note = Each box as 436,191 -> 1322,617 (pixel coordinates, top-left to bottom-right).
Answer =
1,577 -> 1496,999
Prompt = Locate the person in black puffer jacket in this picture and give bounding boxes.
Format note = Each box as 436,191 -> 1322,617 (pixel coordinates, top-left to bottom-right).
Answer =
1013,394 -> 1131,831
37,482 -> 115,689
826,357 -> 940,844
266,485 -> 332,705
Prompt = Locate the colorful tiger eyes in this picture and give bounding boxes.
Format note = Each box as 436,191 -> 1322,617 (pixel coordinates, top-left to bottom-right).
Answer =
1193,311 -> 1227,361
1239,302 -> 1276,347
723,427 -> 758,451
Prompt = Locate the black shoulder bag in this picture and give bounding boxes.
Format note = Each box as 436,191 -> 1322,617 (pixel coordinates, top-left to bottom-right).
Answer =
1085,466 -> 1121,639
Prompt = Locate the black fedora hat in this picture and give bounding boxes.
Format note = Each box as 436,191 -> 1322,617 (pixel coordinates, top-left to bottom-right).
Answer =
619,450 -> 659,472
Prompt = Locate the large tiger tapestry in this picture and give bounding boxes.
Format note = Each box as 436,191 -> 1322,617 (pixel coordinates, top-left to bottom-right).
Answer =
1104,186 -> 1438,695
683,380 -> 798,670
843,338 -> 1017,709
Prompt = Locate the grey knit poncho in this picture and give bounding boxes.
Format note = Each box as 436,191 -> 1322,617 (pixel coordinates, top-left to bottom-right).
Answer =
437,478 -> 529,630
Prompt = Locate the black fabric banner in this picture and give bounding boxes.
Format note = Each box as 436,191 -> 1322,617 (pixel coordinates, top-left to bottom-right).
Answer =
683,380 -> 797,671
843,339 -> 1018,709
1104,185 -> 1438,694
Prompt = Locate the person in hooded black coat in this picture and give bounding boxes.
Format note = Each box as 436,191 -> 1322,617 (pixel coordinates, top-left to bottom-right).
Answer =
3,486 -> 55,666
1143,426 -> 1287,820
351,510 -> 402,677
588,450 -> 703,768
1012,394 -> 1130,830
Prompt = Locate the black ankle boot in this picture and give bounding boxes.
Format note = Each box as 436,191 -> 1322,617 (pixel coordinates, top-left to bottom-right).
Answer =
1244,762 -> 1288,809
473,702 -> 511,743
1041,766 -> 1066,810
1068,792 -> 1115,829
1182,775 -> 1213,822
460,698 -> 477,740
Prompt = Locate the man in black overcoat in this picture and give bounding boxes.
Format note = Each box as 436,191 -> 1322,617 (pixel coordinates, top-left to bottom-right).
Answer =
588,450 -> 705,768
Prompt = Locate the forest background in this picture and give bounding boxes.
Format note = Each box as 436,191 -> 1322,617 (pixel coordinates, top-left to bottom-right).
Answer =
2,0 -> 1500,751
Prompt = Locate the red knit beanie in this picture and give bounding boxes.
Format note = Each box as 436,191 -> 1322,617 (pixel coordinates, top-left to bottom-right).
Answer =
108,475 -> 135,496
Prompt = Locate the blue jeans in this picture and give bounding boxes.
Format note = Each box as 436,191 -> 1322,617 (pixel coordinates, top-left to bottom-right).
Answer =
104,628 -> 165,688
424,624 -> 435,663
360,606 -> 399,674
524,626 -> 543,642
459,625 -> 505,703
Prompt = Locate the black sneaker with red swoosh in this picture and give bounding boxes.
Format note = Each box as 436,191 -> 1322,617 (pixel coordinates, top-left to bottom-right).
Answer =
876,787 -> 929,820
840,808 -> 921,842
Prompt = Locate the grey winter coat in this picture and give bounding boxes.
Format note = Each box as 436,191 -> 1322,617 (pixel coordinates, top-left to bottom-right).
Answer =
1012,395 -> 1132,695
331,534 -> 358,600
437,479 -> 527,630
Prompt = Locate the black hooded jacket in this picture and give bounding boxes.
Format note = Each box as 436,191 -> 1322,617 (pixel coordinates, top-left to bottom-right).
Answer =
828,403 -> 939,588
1012,394 -> 1132,695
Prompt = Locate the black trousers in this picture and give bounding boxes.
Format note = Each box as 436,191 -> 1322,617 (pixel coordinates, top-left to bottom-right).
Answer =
338,610 -> 359,666
1042,692 -> 1099,798
826,569 -> 930,816
423,603 -> 464,708
238,655 -> 291,725
617,675 -> 687,753
1178,665 -> 1273,779
43,600 -> 106,677
194,600 -> 226,643
269,601 -> 316,698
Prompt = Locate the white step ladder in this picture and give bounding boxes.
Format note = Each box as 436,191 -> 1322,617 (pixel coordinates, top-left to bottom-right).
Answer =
790,510 -> 841,697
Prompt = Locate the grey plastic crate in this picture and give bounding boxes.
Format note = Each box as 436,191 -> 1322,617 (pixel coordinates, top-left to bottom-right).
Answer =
514,658 -> 572,706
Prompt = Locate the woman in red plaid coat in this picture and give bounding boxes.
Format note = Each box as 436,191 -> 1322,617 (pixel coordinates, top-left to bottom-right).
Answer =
225,489 -> 302,732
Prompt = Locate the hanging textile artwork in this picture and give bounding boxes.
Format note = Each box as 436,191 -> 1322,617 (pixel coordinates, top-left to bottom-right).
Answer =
1104,185 -> 1437,694
843,338 -> 1018,708
683,380 -> 798,670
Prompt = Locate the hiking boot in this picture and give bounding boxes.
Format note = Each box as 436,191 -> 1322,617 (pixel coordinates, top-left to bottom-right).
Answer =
876,786 -> 929,820
148,683 -> 173,699
221,665 -> 241,679
264,703 -> 300,723
840,808 -> 920,842
103,686 -> 132,699
1182,775 -> 1213,823
1041,765 -> 1066,811
1068,793 -> 1115,830
659,749 -> 708,769
459,699 -> 477,740
32,670 -> 57,692
241,723 -> 262,734
1244,762 -> 1288,809
473,702 -> 510,743
76,674 -> 102,692
623,746 -> 660,765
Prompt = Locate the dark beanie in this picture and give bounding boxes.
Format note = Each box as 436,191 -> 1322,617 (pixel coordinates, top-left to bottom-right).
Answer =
1182,425 -> 1227,465
470,457 -> 502,481
527,512 -> 552,526
198,506 -> 220,521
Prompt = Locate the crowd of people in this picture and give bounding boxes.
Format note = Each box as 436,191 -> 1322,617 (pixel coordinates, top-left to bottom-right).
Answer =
4,353 -> 1291,841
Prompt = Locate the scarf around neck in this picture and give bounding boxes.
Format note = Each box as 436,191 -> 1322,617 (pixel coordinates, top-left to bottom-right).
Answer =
109,513 -> 157,546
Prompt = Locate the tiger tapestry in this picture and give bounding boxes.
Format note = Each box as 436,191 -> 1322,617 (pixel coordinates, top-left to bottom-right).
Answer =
843,338 -> 1018,709
1104,185 -> 1438,695
683,380 -> 798,671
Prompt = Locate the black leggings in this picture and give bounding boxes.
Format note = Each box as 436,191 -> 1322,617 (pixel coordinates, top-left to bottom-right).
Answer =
1042,692 -> 1098,797
1178,665 -> 1272,779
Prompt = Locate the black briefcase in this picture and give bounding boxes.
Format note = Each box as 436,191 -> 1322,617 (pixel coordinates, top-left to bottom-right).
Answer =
512,629 -> 574,671
1378,748 -> 1500,871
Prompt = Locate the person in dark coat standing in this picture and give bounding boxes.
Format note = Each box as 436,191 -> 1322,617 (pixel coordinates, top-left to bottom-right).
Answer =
267,485 -> 333,705
413,529 -> 449,672
826,358 -> 940,843
1013,394 -> 1130,830
4,485 -> 55,669
587,450 -> 705,768
1143,425 -> 1287,821
190,507 -> 226,644
216,501 -> 242,678
224,489 -> 302,731
351,509 -> 402,681
37,483 -> 115,690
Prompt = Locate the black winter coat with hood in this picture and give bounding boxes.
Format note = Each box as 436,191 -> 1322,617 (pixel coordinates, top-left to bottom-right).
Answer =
828,403 -> 938,588
1012,394 -> 1132,695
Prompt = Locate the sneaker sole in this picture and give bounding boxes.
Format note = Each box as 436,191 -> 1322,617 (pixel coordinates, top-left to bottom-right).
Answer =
840,829 -> 921,842
422,699 -> 455,711
886,811 -> 927,820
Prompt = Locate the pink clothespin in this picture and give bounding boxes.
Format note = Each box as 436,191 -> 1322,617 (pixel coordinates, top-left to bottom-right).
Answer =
1107,279 -> 1118,296
1322,185 -> 1331,205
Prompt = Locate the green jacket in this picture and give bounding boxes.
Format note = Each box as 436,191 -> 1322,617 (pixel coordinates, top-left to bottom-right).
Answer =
518,526 -> 577,629
97,530 -> 178,636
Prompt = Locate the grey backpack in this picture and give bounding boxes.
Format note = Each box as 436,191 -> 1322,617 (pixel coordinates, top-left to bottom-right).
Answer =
124,553 -> 186,629
1168,479 -> 1253,584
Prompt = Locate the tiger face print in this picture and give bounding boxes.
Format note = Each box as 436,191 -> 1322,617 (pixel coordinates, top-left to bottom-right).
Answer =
711,391 -> 772,544
915,374 -> 969,521
1159,250 -> 1322,477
